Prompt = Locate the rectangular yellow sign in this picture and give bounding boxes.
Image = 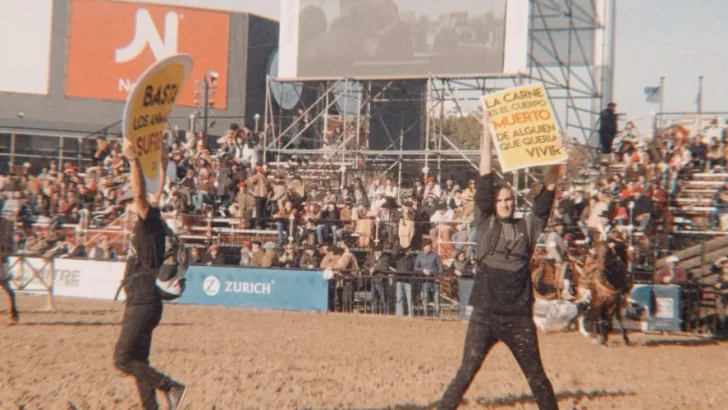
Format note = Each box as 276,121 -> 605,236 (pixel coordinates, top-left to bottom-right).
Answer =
482,83 -> 567,172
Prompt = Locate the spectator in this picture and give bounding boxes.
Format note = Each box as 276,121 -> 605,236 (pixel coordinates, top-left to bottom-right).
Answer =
248,241 -> 264,267
247,166 -> 269,229
414,239 -> 444,317
205,244 -> 224,266
298,245 -> 319,269
260,242 -> 278,268
394,246 -> 417,317
599,102 -> 618,155
362,244 -> 392,314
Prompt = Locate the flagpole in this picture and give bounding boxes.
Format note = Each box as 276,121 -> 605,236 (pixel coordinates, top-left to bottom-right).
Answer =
697,75 -> 704,113
658,76 -> 665,127
697,75 -> 704,133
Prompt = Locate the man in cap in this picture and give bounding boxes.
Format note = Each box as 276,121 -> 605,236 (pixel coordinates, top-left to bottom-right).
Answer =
438,109 -> 560,410
260,242 -> 278,268
114,140 -> 187,410
414,238 -> 444,317
363,244 -> 392,314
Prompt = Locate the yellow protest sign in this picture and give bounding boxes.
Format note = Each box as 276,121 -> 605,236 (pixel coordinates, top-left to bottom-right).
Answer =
122,54 -> 194,195
482,83 -> 567,172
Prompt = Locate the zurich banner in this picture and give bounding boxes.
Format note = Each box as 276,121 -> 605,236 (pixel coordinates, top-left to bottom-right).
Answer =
177,266 -> 329,312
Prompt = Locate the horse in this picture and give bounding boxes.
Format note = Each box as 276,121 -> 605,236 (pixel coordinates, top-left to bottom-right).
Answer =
569,241 -> 633,345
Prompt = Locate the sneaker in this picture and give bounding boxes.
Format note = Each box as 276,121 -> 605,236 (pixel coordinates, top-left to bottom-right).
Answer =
165,382 -> 188,410
9,310 -> 19,322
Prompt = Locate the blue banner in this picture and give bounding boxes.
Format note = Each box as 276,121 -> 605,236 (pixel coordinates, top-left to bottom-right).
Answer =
176,266 -> 329,312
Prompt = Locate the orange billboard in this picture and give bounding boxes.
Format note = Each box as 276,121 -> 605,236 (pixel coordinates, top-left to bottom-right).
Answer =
66,0 -> 229,109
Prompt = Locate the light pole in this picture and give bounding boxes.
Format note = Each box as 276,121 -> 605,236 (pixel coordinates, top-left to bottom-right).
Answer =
200,71 -> 219,146
254,113 -> 261,133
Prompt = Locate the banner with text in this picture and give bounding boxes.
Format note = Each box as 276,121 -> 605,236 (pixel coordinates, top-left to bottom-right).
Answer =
7,257 -> 126,301
122,54 -> 193,195
482,84 -> 567,172
177,265 -> 329,312
65,0 -> 229,107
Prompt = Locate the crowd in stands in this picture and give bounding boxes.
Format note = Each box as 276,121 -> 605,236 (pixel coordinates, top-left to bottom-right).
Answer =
2,111 -> 728,311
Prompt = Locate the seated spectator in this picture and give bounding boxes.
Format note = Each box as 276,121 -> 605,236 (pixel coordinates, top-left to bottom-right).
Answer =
260,242 -> 278,268
205,244 -> 224,266
188,247 -> 203,265
248,241 -> 264,267
278,243 -> 299,268
297,245 -> 318,269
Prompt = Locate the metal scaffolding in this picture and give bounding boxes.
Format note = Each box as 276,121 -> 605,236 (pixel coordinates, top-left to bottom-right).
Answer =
263,0 -> 613,205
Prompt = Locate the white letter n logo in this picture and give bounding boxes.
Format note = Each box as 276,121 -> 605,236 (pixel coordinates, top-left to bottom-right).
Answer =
115,8 -> 179,63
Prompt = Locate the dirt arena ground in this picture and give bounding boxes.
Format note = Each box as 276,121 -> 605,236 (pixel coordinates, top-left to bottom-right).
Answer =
1,295 -> 726,410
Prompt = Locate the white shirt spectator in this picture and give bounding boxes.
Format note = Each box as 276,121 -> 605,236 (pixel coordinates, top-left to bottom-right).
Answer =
430,208 -> 454,224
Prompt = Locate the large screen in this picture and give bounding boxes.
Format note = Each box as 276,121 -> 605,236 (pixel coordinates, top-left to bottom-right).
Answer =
279,0 -> 528,79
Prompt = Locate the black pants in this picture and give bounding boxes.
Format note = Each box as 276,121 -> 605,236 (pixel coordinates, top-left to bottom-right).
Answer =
599,132 -> 614,155
255,197 -> 268,228
438,310 -> 557,410
114,302 -> 171,410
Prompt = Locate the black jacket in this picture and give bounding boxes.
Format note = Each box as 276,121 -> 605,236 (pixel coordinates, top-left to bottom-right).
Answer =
470,173 -> 554,316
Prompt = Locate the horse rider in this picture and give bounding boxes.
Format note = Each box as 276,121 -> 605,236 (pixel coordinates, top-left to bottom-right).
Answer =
545,218 -> 573,300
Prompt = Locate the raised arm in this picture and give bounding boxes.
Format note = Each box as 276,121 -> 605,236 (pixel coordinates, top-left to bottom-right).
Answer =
474,109 -> 496,220
479,109 -> 492,176
151,143 -> 168,206
124,139 -> 151,220
532,164 -> 560,223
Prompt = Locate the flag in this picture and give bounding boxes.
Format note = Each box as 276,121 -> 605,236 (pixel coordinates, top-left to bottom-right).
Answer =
644,86 -> 660,103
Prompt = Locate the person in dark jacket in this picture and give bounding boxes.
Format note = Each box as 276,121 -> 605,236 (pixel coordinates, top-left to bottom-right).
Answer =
114,140 -> 187,410
438,109 -> 560,410
363,244 -> 392,314
394,246 -> 417,317
599,102 -> 618,155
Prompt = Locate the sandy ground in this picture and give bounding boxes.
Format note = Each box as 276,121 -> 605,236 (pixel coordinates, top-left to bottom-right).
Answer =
1,295 -> 726,410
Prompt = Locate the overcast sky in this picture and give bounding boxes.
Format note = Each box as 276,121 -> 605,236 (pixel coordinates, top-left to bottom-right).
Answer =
124,0 -> 727,120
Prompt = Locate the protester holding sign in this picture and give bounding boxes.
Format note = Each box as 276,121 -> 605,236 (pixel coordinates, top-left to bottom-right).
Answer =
114,54 -> 193,410
438,94 -> 562,410
114,139 -> 188,410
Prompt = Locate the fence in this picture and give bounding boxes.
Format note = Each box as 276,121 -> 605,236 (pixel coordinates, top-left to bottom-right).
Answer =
6,254 -> 725,335
328,271 -> 467,320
